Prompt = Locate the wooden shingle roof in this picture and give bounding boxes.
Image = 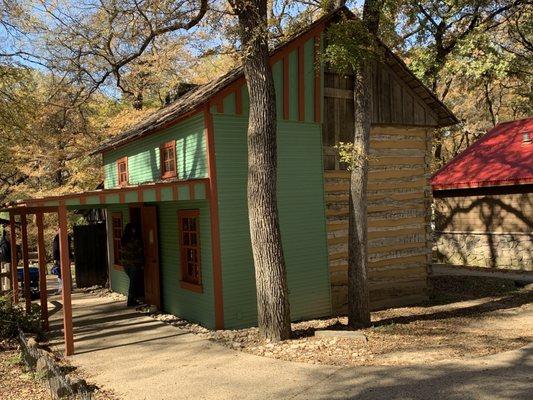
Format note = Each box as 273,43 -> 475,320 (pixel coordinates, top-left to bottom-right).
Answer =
94,6 -> 457,154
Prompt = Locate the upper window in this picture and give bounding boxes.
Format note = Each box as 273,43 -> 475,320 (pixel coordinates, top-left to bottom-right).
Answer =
160,141 -> 177,179
111,213 -> 123,266
178,210 -> 202,291
117,157 -> 128,186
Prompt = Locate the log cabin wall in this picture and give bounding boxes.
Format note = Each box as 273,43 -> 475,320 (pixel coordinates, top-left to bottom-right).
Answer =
324,63 -> 436,313
434,190 -> 533,270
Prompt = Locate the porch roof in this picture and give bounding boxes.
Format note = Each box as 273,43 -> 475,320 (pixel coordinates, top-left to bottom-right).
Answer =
1,178 -> 209,214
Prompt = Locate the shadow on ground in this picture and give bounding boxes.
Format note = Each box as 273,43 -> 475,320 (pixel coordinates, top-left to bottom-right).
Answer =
290,344 -> 533,399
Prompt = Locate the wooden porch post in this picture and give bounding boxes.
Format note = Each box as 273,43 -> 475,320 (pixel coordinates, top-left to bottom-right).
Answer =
20,214 -> 31,313
9,212 -> 19,303
58,204 -> 74,356
36,212 -> 49,330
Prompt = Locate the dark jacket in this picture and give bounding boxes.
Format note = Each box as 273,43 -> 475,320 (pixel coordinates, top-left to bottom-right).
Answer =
52,233 -> 73,261
121,238 -> 144,270
0,229 -> 11,262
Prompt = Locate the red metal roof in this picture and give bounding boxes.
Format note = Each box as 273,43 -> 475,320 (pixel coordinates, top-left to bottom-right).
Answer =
431,117 -> 533,190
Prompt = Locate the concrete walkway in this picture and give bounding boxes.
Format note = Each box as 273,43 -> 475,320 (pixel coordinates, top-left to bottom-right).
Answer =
48,291 -> 533,400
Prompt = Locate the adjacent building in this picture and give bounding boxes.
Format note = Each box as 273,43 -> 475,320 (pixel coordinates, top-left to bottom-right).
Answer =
432,117 -> 532,271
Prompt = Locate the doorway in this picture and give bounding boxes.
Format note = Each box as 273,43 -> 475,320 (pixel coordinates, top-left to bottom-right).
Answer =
129,205 -> 161,309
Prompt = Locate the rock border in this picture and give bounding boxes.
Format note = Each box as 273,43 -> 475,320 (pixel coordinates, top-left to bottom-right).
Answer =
18,330 -> 93,400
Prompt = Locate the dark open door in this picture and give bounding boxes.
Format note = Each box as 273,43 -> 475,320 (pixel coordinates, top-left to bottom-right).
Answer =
73,224 -> 108,288
141,206 -> 161,309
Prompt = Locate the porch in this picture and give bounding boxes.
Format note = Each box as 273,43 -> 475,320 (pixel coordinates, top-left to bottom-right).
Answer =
1,178 -> 222,356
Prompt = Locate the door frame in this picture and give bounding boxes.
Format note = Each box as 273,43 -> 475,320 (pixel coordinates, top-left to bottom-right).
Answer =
129,204 -> 161,309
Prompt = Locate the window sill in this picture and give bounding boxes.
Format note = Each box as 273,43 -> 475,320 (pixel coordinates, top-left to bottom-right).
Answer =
161,173 -> 177,180
113,264 -> 124,271
180,281 -> 203,293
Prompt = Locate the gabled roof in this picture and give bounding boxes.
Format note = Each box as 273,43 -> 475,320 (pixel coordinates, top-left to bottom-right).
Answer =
94,6 -> 457,154
431,117 -> 533,191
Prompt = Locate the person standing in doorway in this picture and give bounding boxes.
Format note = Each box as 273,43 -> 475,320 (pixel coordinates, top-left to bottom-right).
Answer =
121,223 -> 144,307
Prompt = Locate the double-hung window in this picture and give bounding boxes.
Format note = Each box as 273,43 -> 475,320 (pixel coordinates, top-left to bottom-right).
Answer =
111,213 -> 123,267
117,157 -> 128,186
160,140 -> 177,179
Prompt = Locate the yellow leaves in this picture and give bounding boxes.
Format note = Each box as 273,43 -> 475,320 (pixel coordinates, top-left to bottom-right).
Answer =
105,107 -> 158,136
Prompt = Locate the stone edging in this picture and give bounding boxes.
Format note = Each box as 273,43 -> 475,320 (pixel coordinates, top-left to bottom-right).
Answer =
18,330 -> 93,400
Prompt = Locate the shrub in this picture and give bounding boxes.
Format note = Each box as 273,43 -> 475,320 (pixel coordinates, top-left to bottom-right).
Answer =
0,295 -> 41,340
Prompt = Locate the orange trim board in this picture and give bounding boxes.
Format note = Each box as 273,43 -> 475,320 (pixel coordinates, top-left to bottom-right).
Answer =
4,179 -> 210,210
204,107 -> 224,330
9,212 -> 19,304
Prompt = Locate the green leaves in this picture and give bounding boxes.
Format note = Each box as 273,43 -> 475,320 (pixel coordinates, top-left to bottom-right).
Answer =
323,19 -> 377,74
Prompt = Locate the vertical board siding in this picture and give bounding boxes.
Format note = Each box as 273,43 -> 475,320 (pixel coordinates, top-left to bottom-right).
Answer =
156,200 -> 215,328
272,60 -> 283,118
214,114 -> 331,329
103,113 -> 207,188
288,50 -> 299,121
304,38 -> 316,123
213,38 -> 317,125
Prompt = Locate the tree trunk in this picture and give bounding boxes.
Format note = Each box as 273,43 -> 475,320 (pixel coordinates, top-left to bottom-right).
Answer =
230,0 -> 291,341
348,62 -> 372,328
325,0 -> 346,13
347,0 -> 383,329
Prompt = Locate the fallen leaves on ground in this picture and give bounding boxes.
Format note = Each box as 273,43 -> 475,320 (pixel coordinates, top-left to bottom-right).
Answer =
0,345 -> 50,400
151,276 -> 533,367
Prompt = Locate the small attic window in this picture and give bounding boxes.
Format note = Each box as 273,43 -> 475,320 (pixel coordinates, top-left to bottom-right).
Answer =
117,157 -> 128,186
160,140 -> 177,179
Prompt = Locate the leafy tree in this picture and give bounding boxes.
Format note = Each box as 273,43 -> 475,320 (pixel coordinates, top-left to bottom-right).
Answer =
228,0 -> 291,341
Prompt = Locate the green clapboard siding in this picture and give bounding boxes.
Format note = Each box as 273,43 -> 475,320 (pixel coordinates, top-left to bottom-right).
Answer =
214,114 -> 331,329
156,200 -> 215,328
103,113 -> 207,188
107,201 -> 215,327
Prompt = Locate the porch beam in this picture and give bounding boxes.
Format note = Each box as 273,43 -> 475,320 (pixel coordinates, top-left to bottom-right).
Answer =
58,204 -> 74,356
9,212 -> 19,303
20,214 -> 31,313
36,212 -> 49,330
9,206 -> 59,215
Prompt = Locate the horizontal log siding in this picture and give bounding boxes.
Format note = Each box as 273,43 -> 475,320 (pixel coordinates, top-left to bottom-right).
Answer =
435,192 -> 532,234
327,126 -> 431,314
214,115 -> 331,329
434,192 -> 532,271
157,200 -> 215,328
107,204 -> 130,295
103,113 -> 207,188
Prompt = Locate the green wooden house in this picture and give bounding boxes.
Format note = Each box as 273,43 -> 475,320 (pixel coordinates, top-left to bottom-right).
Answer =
3,7 -> 457,332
